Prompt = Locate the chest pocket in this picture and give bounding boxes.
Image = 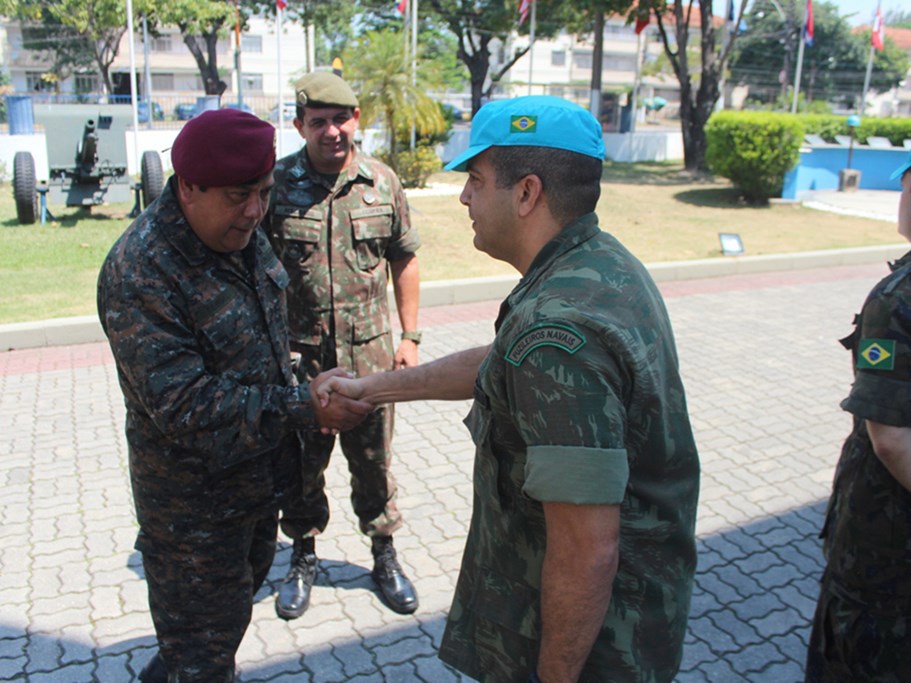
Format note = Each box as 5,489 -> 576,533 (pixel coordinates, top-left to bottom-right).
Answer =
350,205 -> 393,270
280,217 -> 320,270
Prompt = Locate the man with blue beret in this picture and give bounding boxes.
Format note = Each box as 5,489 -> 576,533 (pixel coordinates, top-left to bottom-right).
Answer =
97,108 -> 372,682
804,155 -> 911,681
316,95 -> 701,682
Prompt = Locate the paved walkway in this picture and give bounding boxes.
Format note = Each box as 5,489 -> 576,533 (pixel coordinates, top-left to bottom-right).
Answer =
0,259 -> 899,682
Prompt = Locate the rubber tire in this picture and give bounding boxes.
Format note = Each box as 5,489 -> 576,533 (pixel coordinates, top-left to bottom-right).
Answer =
13,151 -> 38,225
140,151 -> 164,209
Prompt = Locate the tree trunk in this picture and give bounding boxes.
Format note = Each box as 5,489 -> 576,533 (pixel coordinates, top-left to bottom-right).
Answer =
457,33 -> 492,116
183,30 -> 228,97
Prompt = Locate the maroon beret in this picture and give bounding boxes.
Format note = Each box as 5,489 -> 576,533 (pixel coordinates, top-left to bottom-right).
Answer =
171,109 -> 276,187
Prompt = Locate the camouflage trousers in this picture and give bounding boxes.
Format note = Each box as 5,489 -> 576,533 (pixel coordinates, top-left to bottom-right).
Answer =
279,403 -> 402,539
805,571 -> 911,682
137,511 -> 279,682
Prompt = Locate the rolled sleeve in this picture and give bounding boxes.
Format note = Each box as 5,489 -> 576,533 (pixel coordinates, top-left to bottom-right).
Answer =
842,373 -> 911,427
524,445 -> 629,504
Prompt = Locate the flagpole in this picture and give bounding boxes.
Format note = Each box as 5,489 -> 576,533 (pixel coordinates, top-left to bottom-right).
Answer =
410,0 -> 418,150
527,0 -> 536,95
791,38 -> 805,114
861,2 -> 882,114
276,3 -> 284,157
125,0 -> 140,176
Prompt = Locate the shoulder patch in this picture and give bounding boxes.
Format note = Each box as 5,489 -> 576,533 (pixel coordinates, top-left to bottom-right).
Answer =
505,323 -> 586,366
857,338 -> 895,370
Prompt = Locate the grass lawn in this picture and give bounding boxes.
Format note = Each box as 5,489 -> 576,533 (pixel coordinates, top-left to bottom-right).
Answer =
0,161 -> 901,324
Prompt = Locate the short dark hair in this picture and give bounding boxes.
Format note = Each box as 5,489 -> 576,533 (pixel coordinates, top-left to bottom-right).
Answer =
487,146 -> 602,224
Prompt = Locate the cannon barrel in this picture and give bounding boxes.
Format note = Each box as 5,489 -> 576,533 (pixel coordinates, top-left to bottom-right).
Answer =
78,120 -> 98,168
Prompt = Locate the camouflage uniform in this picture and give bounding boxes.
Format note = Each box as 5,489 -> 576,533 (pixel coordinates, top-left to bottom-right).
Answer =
97,178 -> 317,682
439,213 -> 700,683
806,251 -> 911,683
264,146 -> 420,539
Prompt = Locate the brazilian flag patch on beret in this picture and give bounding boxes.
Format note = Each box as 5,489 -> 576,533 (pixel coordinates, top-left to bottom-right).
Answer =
511,115 -> 537,133
506,323 -> 586,366
857,338 -> 895,370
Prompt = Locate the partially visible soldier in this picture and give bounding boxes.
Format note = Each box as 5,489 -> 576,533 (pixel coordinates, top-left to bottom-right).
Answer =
316,95 -> 701,682
97,109 -> 371,682
804,157 -> 911,682
263,72 -> 422,619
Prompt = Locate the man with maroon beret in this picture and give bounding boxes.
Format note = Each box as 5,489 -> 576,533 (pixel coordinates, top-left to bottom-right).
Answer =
97,109 -> 372,682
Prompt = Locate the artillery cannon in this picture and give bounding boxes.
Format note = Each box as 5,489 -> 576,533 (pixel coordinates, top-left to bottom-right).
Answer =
12,103 -> 164,224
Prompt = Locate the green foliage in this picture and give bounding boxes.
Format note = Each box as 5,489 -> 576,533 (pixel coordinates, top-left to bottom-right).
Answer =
801,115 -> 911,146
376,145 -> 441,189
705,111 -> 803,203
343,29 -> 446,163
731,0 -> 908,109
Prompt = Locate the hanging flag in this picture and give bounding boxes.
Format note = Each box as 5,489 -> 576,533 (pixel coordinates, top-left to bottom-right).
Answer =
872,3 -> 885,51
394,0 -> 408,15
803,0 -> 814,47
634,14 -> 649,35
277,0 -> 287,9
518,0 -> 531,26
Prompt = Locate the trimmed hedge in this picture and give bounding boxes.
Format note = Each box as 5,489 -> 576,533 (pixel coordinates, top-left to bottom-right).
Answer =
705,111 -> 803,203
803,114 -> 911,146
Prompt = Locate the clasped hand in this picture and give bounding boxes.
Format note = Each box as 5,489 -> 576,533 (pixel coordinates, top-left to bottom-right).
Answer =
309,369 -> 373,434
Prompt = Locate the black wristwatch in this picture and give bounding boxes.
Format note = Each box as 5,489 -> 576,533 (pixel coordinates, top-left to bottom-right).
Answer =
401,330 -> 422,344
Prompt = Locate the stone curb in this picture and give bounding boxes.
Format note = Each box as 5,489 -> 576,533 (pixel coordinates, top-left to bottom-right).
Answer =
2,243 -> 906,352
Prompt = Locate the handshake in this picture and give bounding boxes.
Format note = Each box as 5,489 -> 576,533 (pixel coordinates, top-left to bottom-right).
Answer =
308,369 -> 376,434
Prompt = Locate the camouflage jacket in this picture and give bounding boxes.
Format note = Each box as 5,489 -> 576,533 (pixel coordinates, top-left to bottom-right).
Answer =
439,213 -> 700,683
97,178 -> 315,531
263,146 -> 420,373
821,249 -> 911,601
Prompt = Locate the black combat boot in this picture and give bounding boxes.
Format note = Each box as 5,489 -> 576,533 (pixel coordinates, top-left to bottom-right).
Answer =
138,652 -> 167,683
275,537 -> 317,621
371,536 -> 418,615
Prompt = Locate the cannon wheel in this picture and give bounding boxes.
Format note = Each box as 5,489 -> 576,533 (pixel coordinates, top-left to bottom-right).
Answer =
13,152 -> 38,225
140,151 -> 164,209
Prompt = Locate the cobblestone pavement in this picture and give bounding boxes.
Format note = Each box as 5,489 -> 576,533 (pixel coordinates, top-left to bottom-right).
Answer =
0,261 -> 895,682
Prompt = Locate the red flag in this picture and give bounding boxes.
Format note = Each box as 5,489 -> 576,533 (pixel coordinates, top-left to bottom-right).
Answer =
518,0 -> 531,26
395,0 -> 408,15
872,3 -> 885,51
634,14 -> 649,35
276,0 -> 287,9
803,0 -> 814,47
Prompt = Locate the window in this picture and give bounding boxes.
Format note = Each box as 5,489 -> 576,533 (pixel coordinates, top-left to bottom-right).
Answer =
151,73 -> 174,91
574,51 -> 593,70
25,72 -> 45,92
551,50 -> 566,67
241,35 -> 262,53
241,74 -> 263,93
151,35 -> 172,52
74,73 -> 99,93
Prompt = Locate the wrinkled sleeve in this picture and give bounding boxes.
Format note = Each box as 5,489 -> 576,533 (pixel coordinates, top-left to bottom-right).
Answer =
385,171 -> 421,262
505,325 -> 630,505
99,257 -> 316,472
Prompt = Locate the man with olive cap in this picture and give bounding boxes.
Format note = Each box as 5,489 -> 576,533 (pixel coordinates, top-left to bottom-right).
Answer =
804,156 -> 911,682
97,108 -> 372,682
263,71 -> 422,619
316,95 -> 700,682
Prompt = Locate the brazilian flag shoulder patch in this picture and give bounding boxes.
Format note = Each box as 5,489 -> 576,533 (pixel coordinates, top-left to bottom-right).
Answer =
857,338 -> 896,370
511,115 -> 537,133
506,323 -> 586,366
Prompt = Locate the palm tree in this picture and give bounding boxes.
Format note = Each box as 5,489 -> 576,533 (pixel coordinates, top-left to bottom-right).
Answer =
343,29 -> 447,166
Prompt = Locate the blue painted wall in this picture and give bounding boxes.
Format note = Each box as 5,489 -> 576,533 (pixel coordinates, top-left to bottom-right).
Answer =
782,145 -> 909,199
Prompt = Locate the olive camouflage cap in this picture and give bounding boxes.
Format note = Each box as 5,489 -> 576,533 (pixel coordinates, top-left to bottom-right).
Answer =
294,72 -> 359,109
